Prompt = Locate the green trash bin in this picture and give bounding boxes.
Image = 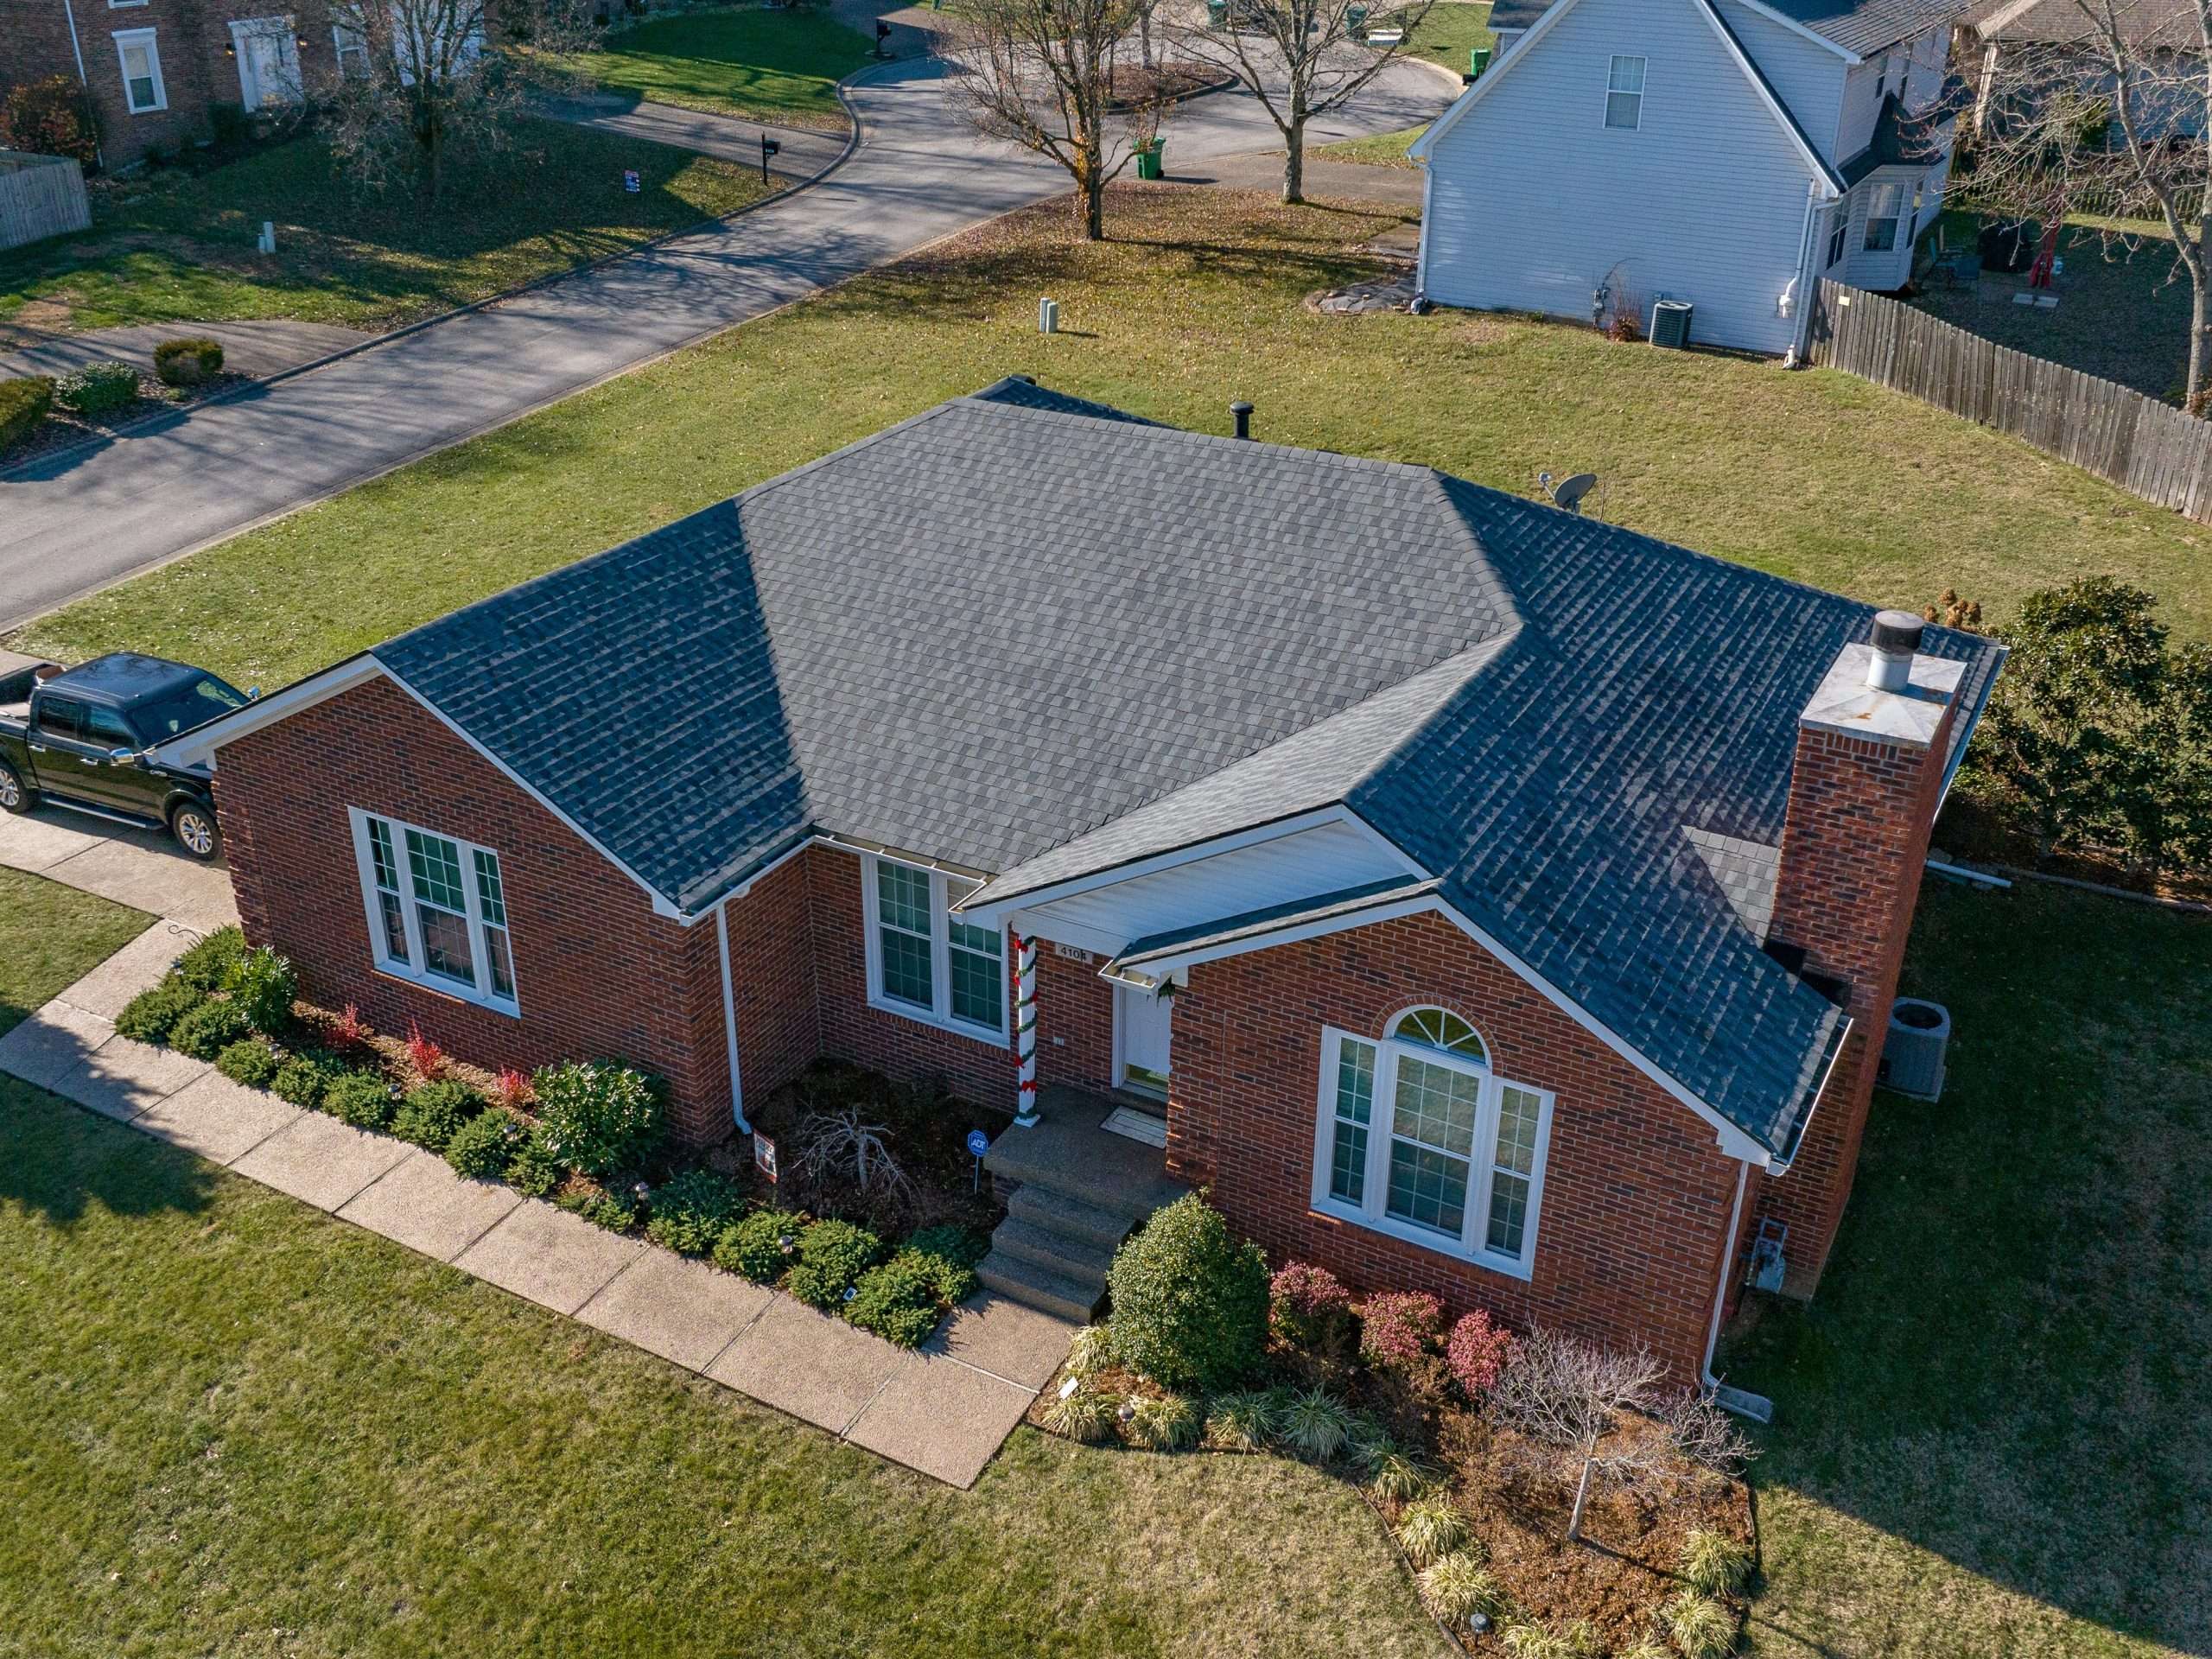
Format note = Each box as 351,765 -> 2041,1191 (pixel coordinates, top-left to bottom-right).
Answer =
1469,46 -> 1491,77
1205,0 -> 1225,25
1135,139 -> 1164,181
1346,3 -> 1367,28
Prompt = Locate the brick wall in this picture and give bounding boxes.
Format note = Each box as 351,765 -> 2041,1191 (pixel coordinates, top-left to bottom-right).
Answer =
1755,698 -> 1956,1296
720,849 -> 820,1114
214,675 -> 740,1143
1034,937 -> 1116,1093
1165,909 -> 1745,1380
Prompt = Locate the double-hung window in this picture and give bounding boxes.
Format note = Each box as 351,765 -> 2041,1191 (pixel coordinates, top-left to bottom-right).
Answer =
350,807 -> 518,1014
113,28 -> 167,113
1863,182 -> 1903,251
1604,54 -> 1645,130
1312,1007 -> 1553,1279
861,852 -> 1006,1039
1826,206 -> 1849,270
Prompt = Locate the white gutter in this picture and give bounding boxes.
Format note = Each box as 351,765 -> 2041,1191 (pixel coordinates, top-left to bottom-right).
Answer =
1783,178 -> 1823,366
715,906 -> 750,1135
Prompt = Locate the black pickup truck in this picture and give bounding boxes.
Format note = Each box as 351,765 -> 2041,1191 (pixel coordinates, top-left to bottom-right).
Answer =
0,651 -> 251,861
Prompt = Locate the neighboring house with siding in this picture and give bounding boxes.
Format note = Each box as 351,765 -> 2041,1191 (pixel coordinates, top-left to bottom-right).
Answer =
155,379 -> 2003,1385
1413,0 -> 1972,355
1962,0 -> 2206,143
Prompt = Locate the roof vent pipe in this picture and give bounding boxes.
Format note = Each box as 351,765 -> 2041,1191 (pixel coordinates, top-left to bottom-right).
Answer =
1230,400 -> 1253,440
1866,609 -> 1925,693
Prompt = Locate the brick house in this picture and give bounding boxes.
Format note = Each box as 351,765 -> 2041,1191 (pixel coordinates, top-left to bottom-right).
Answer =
159,380 -> 2005,1386
3,0 -> 349,168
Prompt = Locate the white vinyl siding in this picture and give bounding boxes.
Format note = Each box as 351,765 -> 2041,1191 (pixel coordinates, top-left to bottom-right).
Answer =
1713,0 -> 1842,155
112,28 -> 166,113
349,807 -> 519,1014
1421,0 -> 1827,355
860,852 -> 1006,1041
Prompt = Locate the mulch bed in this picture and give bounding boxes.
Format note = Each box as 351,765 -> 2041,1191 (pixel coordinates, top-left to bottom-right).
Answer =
2,369 -> 252,470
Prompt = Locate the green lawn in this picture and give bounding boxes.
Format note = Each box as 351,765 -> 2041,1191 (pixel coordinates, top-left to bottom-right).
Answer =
15,187 -> 2212,691
0,868 -> 152,1037
1723,878 -> 2211,1658
563,8 -> 874,131
0,1102 -> 1433,1656
1387,0 -> 1492,74
1317,122 -> 1427,168
0,125 -> 771,337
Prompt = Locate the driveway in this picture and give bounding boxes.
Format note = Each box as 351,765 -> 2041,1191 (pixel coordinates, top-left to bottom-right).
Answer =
0,54 -> 1448,632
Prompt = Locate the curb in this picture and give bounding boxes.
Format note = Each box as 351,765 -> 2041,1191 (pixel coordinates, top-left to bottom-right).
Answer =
0,79 -> 874,490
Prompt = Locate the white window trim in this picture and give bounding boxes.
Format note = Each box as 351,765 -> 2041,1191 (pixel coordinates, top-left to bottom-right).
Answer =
333,22 -> 370,77
859,851 -> 1007,1044
347,805 -> 520,1018
1603,54 -> 1646,131
1863,181 -> 1904,251
1308,1020 -> 1553,1281
111,28 -> 167,114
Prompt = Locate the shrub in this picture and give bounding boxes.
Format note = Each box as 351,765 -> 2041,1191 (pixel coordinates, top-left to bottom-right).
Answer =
1368,1450 -> 1430,1501
1446,1308 -> 1517,1399
1359,1290 -> 1445,1371
55,360 -> 140,418
1039,1384 -> 1118,1443
1065,1323 -> 1113,1378
1395,1497 -> 1471,1567
1203,1390 -> 1277,1452
1104,1192 -> 1269,1392
784,1217 -> 883,1310
1121,1392 -> 1201,1451
504,1128 -> 564,1197
844,1250 -> 944,1347
1270,1260 -> 1356,1355
1275,1385 -> 1353,1461
392,1078 -> 484,1152
0,376 -> 54,455
1502,1624 -> 1575,1659
116,977 -> 206,1044
175,926 -> 245,993
493,1067 -> 533,1111
531,1059 -> 664,1175
170,997 -> 251,1060
223,945 -> 297,1034
329,1002 -> 370,1054
445,1107 -> 526,1179
270,1051 -> 342,1109
323,1070 -> 397,1130
214,1036 -> 280,1089
1661,1592 -> 1738,1659
1679,1530 -> 1753,1599
561,1181 -> 640,1233
0,76 -> 99,168
904,1223 -> 988,1305
153,337 -> 224,387
404,1021 -> 445,1082
1420,1552 -> 1503,1624
643,1167 -> 743,1254
712,1208 -> 806,1283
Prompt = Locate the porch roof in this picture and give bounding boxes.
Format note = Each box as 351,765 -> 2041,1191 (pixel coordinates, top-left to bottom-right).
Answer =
1105,876 -> 1445,975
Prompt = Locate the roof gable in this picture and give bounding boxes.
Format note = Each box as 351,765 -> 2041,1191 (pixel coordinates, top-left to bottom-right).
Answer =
1491,0 -> 1967,55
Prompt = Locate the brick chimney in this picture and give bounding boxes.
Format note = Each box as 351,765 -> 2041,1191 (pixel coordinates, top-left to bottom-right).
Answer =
1756,612 -> 1964,1297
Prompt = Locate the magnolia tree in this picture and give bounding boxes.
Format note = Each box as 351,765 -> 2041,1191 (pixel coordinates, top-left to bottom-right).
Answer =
1967,0 -> 2212,410
324,0 -> 593,199
1169,0 -> 1432,203
945,0 -> 1166,239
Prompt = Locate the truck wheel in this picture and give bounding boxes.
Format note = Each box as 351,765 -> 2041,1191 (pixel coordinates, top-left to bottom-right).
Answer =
0,760 -> 33,813
169,801 -> 220,861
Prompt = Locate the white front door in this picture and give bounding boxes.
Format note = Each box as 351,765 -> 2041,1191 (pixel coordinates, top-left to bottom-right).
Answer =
1116,982 -> 1173,1099
232,18 -> 302,111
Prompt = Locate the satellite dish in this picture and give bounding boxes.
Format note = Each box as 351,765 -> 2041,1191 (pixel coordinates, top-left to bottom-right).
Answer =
1541,472 -> 1599,514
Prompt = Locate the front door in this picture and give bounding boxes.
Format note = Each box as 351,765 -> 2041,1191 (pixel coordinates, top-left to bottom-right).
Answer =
1116,982 -> 1173,1101
232,19 -> 302,111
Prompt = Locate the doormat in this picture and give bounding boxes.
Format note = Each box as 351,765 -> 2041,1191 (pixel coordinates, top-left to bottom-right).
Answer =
1100,1106 -> 1168,1148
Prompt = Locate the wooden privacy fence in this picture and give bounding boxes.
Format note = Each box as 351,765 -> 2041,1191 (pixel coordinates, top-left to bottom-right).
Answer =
1807,277 -> 2212,524
0,150 -> 91,252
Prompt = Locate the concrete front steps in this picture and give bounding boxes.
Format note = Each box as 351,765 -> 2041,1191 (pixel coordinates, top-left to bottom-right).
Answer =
976,1090 -> 1188,1321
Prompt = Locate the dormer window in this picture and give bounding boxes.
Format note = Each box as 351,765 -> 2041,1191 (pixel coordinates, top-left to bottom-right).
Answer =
1605,55 -> 1646,130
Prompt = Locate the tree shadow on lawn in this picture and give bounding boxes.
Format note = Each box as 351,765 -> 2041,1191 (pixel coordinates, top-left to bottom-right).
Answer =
0,1077 -> 216,1228
1719,880 -> 2212,1656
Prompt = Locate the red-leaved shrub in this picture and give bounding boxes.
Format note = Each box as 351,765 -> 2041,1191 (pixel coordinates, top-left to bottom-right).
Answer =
330,1002 -> 369,1053
1358,1290 -> 1444,1371
404,1020 -> 445,1082
1445,1307 -> 1517,1399
1270,1261 -> 1356,1355
494,1067 -> 533,1112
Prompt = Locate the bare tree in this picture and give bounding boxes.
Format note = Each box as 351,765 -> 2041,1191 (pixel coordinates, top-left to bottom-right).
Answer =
324,0 -> 591,200
1485,1327 -> 1665,1542
1966,0 -> 2212,410
945,0 -> 1165,239
1169,0 -> 1432,203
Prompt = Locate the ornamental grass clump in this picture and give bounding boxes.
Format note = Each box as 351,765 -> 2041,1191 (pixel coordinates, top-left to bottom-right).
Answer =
1394,1496 -> 1471,1567
1678,1529 -> 1753,1599
643,1168 -> 743,1254
1121,1392 -> 1201,1451
1203,1390 -> 1277,1452
214,1036 -> 280,1089
1104,1192 -> 1269,1392
1040,1385 -> 1119,1444
392,1078 -> 484,1153
1501,1624 -> 1575,1659
1419,1551 -> 1503,1624
1065,1322 -> 1114,1378
783,1217 -> 882,1309
531,1059 -> 664,1176
1661,1591 -> 1738,1658
1367,1449 -> 1431,1502
1269,1260 -> 1356,1355
1275,1385 -> 1353,1461
445,1107 -> 527,1179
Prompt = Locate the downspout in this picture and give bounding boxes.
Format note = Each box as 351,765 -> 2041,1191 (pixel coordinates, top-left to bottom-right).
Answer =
715,906 -> 750,1135
1701,1160 -> 1750,1389
58,0 -> 106,173
1783,178 -> 1822,366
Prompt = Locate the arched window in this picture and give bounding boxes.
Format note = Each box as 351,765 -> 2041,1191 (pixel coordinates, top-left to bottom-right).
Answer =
1389,1007 -> 1488,1065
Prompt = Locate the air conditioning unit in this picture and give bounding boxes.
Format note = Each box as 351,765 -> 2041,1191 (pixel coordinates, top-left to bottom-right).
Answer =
1880,997 -> 1950,1102
1649,297 -> 1693,349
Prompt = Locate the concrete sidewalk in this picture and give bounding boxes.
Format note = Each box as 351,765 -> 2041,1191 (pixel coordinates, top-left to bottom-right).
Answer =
0,806 -> 238,931
537,95 -> 850,178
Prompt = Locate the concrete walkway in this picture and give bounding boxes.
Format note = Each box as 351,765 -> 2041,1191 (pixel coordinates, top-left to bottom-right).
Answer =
0,816 -> 1072,1487
0,54 -> 1449,630
0,320 -> 375,385
0,805 -> 238,930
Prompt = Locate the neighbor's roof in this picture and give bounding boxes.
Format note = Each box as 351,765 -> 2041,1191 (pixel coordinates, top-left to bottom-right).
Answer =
1971,0 -> 2195,43
1489,0 -> 1973,55
340,378 -> 2001,1160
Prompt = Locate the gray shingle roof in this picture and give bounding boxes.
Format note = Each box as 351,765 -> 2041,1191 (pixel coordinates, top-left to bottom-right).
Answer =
370,379 -> 2003,1159
1489,0 -> 1970,54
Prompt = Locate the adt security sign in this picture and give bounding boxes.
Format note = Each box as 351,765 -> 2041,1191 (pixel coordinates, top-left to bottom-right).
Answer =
966,1128 -> 989,1193
622,168 -> 640,194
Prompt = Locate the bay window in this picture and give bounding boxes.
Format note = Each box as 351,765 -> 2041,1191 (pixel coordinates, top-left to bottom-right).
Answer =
861,852 -> 1006,1039
349,807 -> 518,1014
1863,182 -> 1903,252
1312,1007 -> 1553,1278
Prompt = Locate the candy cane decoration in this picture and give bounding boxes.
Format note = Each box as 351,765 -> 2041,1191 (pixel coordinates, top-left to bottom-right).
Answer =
1013,929 -> 1039,1126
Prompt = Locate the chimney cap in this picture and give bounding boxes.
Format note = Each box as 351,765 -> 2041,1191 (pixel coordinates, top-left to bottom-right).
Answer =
1870,609 -> 1925,654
